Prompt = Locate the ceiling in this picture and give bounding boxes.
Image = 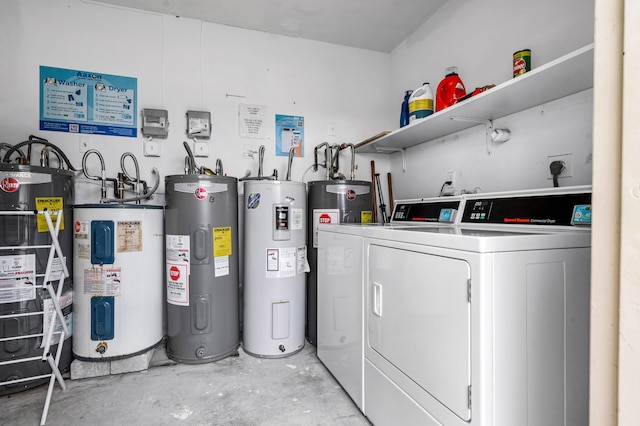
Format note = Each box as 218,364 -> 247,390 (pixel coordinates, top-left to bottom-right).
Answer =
92,0 -> 448,53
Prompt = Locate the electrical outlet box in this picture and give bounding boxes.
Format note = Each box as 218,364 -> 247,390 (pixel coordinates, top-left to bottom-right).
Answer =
141,108 -> 168,138
547,154 -> 573,179
193,141 -> 209,157
328,122 -> 337,136
446,171 -> 456,188
144,139 -> 161,157
186,110 -> 211,139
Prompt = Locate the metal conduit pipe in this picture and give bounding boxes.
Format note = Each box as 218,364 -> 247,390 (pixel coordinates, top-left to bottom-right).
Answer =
258,145 -> 265,178
285,147 -> 296,181
183,141 -> 198,175
215,158 -> 224,176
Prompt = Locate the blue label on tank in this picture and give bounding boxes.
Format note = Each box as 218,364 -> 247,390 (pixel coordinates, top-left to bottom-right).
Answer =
247,193 -> 261,209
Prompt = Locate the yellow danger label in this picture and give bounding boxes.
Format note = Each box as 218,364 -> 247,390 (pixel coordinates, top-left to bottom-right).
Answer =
213,227 -> 232,257
361,210 -> 373,223
35,197 -> 64,232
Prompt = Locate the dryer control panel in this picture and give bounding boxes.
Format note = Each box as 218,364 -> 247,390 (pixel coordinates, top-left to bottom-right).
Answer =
392,200 -> 462,223
461,192 -> 592,226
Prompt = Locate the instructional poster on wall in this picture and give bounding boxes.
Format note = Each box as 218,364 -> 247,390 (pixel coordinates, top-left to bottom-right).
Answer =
238,104 -> 266,139
39,66 -> 137,137
275,114 -> 304,157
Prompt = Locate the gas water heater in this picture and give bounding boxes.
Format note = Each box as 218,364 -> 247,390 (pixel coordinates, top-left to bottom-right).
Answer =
242,147 -> 307,358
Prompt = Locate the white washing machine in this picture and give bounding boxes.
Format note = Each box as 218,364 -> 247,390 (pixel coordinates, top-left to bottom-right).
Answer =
362,186 -> 592,426
316,197 -> 464,412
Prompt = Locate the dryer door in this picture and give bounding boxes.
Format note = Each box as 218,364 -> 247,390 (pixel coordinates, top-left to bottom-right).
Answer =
367,243 -> 471,421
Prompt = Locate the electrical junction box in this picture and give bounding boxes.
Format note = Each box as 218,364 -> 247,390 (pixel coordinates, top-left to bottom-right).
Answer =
186,110 -> 211,139
141,108 -> 169,138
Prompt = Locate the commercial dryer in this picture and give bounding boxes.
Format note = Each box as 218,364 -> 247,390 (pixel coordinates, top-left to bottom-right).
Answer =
362,187 -> 592,426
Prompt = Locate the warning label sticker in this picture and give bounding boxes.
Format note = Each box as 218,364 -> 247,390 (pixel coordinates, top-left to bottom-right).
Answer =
83,267 -> 122,296
166,234 -> 190,273
291,208 -> 304,230
266,247 -> 296,278
35,197 -> 64,232
74,220 -> 89,239
214,256 -> 229,277
117,220 -> 142,252
166,263 -> 189,306
213,227 -> 232,257
0,254 -> 36,304
41,290 -> 73,347
312,209 -> 340,248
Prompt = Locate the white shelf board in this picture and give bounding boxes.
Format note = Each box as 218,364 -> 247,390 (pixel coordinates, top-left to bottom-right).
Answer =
356,44 -> 594,153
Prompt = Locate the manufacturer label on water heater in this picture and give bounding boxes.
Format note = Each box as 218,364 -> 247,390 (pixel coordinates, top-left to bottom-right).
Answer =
0,177 -> 19,192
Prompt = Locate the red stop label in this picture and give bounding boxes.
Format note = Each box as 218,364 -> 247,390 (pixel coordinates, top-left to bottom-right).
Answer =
319,214 -> 332,224
74,221 -> 81,233
169,266 -> 180,281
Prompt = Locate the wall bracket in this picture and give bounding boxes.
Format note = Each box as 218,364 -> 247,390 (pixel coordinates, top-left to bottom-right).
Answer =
449,117 -> 510,155
374,147 -> 407,172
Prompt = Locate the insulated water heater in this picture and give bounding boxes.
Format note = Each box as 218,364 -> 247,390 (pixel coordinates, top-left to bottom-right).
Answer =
243,180 -> 307,358
165,174 -> 240,363
72,204 -> 164,359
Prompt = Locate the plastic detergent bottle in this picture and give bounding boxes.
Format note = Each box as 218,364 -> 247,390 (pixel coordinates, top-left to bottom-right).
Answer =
400,90 -> 412,127
436,67 -> 466,112
408,82 -> 434,122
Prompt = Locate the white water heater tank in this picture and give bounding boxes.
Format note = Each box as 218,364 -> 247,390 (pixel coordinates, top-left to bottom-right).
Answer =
242,180 -> 307,358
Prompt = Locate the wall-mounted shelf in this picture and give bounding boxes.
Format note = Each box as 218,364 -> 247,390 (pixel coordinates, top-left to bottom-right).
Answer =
355,43 -> 594,154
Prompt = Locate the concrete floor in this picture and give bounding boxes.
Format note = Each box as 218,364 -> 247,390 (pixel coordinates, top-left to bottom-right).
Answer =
2,342 -> 370,426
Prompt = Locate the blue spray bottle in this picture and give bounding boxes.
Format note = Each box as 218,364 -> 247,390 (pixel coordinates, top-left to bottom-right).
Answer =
400,90 -> 412,127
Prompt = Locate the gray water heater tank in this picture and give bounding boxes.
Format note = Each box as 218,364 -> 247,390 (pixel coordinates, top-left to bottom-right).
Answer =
0,164 -> 74,395
164,174 -> 240,363
306,180 -> 373,345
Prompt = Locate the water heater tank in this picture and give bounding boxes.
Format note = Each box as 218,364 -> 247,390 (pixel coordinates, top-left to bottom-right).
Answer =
242,180 -> 307,358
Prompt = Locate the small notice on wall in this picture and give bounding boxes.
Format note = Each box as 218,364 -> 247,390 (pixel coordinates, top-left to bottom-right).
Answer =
275,114 -> 304,157
39,66 -> 137,137
238,104 -> 266,139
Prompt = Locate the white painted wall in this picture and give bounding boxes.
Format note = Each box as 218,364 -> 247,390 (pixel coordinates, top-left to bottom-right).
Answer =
386,0 -> 595,199
0,0 -> 391,204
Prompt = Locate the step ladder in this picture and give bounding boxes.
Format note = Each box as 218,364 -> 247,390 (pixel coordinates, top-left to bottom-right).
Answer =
0,209 -> 69,425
